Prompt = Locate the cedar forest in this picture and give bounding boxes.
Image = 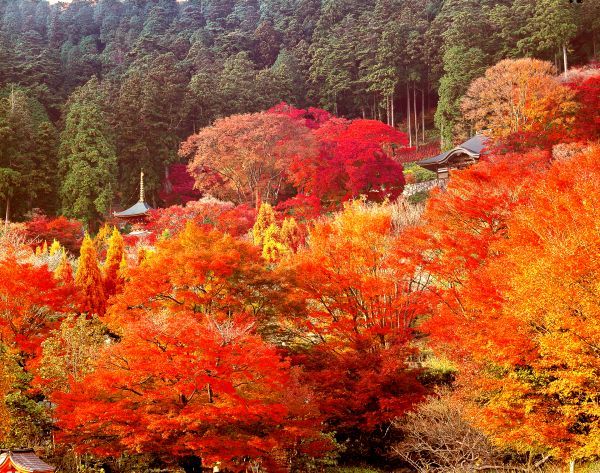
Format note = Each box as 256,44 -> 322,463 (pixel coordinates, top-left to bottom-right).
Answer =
0,0 -> 599,472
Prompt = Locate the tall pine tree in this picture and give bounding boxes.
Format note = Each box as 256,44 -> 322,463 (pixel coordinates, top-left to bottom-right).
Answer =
59,78 -> 117,228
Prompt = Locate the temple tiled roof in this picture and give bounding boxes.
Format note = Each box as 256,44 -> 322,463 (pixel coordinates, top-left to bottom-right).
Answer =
0,450 -> 54,472
417,134 -> 489,168
113,200 -> 152,218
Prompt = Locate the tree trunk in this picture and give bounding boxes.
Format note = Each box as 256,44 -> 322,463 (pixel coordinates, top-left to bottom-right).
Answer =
569,460 -> 575,473
421,87 -> 425,144
563,43 -> 568,76
406,82 -> 412,148
386,95 -> 390,125
207,382 -> 214,403
334,92 -> 338,116
179,456 -> 203,473
4,197 -> 9,226
413,84 -> 418,149
391,92 -> 395,128
373,94 -> 376,119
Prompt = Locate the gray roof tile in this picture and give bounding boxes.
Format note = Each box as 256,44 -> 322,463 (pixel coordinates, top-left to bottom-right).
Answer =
0,451 -> 54,472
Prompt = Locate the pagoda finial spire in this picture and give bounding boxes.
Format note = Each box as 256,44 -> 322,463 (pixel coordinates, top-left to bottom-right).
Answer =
139,170 -> 145,202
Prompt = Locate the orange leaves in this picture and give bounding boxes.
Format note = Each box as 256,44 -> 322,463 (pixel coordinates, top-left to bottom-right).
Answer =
182,104 -> 408,213
0,257 -> 64,354
182,111 -> 318,206
74,234 -> 106,316
482,146 -> 600,459
103,227 -> 124,298
285,201 -> 425,431
419,144 -> 600,459
461,59 -> 578,142
109,224 -> 280,326
54,223 -> 332,469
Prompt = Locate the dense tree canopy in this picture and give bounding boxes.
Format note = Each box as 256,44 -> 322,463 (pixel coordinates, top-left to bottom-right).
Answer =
0,0 -> 596,217
0,1 -> 599,472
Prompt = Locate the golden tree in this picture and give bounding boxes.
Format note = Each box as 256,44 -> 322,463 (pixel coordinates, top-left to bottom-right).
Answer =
262,223 -> 287,262
103,227 -> 124,297
252,202 -> 276,246
54,250 -> 74,286
461,58 -> 577,139
279,217 -> 303,253
75,234 -> 107,316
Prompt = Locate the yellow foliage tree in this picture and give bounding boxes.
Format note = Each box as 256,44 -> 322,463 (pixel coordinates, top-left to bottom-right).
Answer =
75,234 -> 107,316
252,202 -> 275,246
103,227 -> 124,297
262,223 -> 287,262
49,239 -> 62,256
0,356 -> 14,442
279,217 -> 303,253
461,58 -> 578,139
93,224 -> 112,252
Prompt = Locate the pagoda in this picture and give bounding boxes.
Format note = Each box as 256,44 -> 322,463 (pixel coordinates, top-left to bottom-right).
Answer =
0,449 -> 54,473
114,170 -> 152,222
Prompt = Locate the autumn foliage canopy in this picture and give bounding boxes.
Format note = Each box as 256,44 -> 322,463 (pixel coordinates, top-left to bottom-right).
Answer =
1,59 -> 599,472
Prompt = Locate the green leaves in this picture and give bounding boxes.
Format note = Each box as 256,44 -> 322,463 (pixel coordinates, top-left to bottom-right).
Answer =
59,79 -> 117,227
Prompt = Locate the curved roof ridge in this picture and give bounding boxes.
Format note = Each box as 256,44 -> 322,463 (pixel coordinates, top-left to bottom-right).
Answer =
0,450 -> 54,472
416,134 -> 489,168
114,200 -> 152,218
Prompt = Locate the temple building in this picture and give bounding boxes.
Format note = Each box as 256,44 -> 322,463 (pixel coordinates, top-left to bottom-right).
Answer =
0,449 -> 54,473
417,134 -> 489,180
114,171 -> 152,222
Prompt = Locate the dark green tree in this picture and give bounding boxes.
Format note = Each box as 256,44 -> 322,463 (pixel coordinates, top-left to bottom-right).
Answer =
0,87 -> 55,220
113,53 -> 186,205
434,46 -> 488,148
59,78 -> 117,228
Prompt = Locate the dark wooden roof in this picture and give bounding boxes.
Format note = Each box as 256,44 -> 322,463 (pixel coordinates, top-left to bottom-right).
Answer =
417,134 -> 489,169
0,450 -> 54,472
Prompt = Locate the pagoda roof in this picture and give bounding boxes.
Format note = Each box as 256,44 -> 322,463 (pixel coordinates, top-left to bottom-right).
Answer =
417,134 -> 489,169
0,450 -> 54,472
113,200 -> 152,219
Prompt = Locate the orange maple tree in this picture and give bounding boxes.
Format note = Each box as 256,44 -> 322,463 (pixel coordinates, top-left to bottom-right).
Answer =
182,111 -> 317,206
282,201 -> 425,445
53,224 -> 332,471
0,255 -> 65,358
74,234 -> 107,316
417,145 -> 600,462
461,59 -> 578,143
103,227 -> 124,298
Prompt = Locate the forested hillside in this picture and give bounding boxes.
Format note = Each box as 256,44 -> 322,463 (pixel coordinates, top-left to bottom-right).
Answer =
1,1 -> 600,472
0,0 -> 598,221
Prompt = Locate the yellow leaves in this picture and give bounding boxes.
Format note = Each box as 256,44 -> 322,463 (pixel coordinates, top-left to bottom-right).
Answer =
262,223 -> 288,263
252,202 -> 275,246
279,217 -> 302,253
54,250 -> 74,285
49,239 -> 62,256
35,242 -> 46,255
75,234 -> 106,316
253,204 -> 304,262
0,355 -> 14,442
459,145 -> 600,459
104,227 -> 125,297
93,223 -> 112,253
